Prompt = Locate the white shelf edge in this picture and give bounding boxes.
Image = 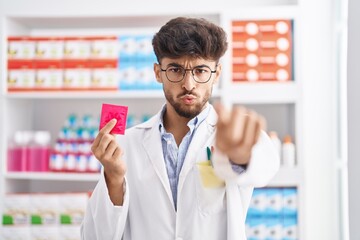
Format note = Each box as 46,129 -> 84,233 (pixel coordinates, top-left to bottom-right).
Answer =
266,166 -> 303,187
4,88 -> 222,99
226,81 -> 300,104
4,90 -> 165,99
4,172 -> 101,182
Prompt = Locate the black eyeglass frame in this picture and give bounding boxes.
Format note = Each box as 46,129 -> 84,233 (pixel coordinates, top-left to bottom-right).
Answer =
159,64 -> 217,84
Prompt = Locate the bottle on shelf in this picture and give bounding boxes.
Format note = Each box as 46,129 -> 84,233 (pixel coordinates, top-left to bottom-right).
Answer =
282,135 -> 296,167
7,131 -> 33,172
28,131 -> 51,172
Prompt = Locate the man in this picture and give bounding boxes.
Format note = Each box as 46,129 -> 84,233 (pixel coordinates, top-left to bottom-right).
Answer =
81,17 -> 279,240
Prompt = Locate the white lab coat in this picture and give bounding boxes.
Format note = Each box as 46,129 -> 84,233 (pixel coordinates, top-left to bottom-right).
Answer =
81,105 -> 280,240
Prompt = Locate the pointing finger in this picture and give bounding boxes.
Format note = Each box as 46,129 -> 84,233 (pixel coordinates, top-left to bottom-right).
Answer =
100,118 -> 117,134
92,119 -> 117,149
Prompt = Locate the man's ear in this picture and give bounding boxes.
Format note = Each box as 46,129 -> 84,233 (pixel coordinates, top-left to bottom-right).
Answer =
213,64 -> 222,84
154,63 -> 163,83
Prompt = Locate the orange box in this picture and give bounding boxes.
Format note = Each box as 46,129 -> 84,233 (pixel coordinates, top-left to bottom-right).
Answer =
232,19 -> 293,82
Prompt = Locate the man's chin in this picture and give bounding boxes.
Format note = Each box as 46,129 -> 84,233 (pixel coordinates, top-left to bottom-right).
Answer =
175,106 -> 201,119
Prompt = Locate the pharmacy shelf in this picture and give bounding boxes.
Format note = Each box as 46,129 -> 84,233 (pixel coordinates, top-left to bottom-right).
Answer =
4,172 -> 101,182
3,168 -> 301,186
4,88 -> 222,99
4,90 -> 165,99
226,82 -> 300,104
267,166 -> 303,187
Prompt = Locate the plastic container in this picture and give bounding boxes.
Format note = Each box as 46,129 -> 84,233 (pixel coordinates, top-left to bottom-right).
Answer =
282,135 -> 296,167
28,131 -> 51,172
7,131 -> 33,172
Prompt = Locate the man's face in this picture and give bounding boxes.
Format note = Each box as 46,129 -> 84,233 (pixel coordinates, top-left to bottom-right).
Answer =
154,57 -> 221,119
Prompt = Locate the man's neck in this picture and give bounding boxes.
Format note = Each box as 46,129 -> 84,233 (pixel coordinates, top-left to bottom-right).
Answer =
163,106 -> 192,146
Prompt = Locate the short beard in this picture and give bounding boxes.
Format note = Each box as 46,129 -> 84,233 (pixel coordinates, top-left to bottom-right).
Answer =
164,87 -> 212,119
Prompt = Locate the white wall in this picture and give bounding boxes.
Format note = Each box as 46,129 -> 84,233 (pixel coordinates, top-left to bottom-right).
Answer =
299,0 -> 338,238
347,0 -> 360,238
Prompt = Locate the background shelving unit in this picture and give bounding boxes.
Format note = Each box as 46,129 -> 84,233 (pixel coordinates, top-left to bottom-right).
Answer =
0,0 -> 340,239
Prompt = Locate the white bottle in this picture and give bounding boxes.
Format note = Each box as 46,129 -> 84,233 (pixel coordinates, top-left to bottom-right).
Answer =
268,131 -> 281,161
282,135 -> 296,167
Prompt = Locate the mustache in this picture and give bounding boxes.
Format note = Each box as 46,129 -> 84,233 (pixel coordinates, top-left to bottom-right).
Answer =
177,91 -> 197,98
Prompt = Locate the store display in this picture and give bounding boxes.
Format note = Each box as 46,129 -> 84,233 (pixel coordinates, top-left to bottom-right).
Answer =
7,34 -> 161,92
2,193 -> 88,240
232,19 -> 293,82
246,187 -> 298,239
50,114 -> 100,173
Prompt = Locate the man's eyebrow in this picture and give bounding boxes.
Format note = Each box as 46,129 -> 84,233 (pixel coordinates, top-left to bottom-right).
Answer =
167,63 -> 183,67
166,63 -> 211,68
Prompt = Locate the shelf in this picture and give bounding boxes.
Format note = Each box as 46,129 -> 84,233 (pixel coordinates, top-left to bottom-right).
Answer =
4,167 -> 300,185
266,166 -> 303,187
4,88 -> 222,99
226,81 -> 300,104
4,172 -> 101,182
5,90 -> 165,99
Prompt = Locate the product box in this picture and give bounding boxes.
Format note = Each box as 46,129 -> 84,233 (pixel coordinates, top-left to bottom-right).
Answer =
34,60 -> 63,90
119,35 -> 137,62
7,60 -> 36,91
245,216 -> 266,240
59,193 -> 88,225
30,194 -> 59,225
35,37 -> 64,59
1,226 -> 31,240
247,188 -> 267,217
90,59 -> 119,90
265,188 -> 283,217
8,37 -> 36,59
31,226 -> 59,240
283,188 -> 298,217
136,35 -> 156,62
64,37 -> 91,59
282,217 -> 297,240
118,61 -> 138,90
2,194 -> 31,226
63,60 -> 91,89
90,36 -> 119,59
266,216 -> 283,240
136,61 -> 157,90
59,225 -> 81,240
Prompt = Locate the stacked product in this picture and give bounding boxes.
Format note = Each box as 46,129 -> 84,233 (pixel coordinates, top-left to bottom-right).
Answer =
7,34 -> 161,92
2,193 -> 88,240
232,19 -> 293,82
50,114 -> 100,173
7,131 -> 51,172
118,34 -> 161,90
245,187 -> 298,240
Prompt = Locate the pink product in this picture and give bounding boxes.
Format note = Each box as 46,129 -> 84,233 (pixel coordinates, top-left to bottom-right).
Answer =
28,146 -> 51,172
7,147 -> 29,172
7,146 -> 51,172
99,103 -> 128,135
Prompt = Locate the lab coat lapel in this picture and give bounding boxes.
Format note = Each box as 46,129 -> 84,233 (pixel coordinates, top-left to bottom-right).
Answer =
178,105 -> 217,193
141,113 -> 174,208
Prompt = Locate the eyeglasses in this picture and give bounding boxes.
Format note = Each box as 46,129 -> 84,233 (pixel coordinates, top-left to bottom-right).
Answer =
160,64 -> 217,83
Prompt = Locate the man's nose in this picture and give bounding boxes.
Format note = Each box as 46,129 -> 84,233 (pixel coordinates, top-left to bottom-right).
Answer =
182,71 -> 196,91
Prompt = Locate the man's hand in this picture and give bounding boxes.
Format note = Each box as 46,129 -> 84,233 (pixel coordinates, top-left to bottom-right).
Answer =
91,119 -> 127,205
214,103 -> 266,166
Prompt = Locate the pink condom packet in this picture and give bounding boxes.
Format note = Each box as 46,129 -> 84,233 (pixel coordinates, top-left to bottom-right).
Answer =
99,103 -> 128,135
